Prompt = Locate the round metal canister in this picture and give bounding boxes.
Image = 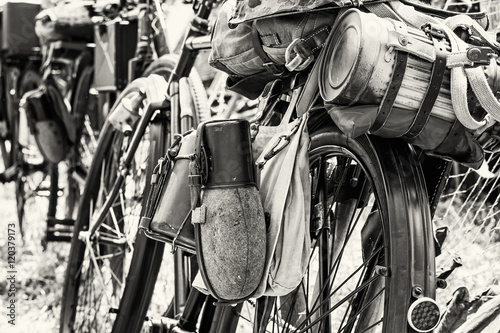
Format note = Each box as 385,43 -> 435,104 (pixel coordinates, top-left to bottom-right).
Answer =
319,9 -> 457,123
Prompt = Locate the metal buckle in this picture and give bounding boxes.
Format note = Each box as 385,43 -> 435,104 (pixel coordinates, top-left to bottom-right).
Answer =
465,46 -> 496,67
422,23 -> 446,40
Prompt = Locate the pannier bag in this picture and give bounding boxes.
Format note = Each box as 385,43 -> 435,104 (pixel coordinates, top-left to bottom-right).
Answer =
141,131 -> 197,254
189,119 -> 266,302
1,0 -> 41,57
21,81 -> 75,164
252,111 -> 311,297
319,7 -> 500,168
227,0 -> 488,27
34,1 -> 94,44
209,0 -> 337,99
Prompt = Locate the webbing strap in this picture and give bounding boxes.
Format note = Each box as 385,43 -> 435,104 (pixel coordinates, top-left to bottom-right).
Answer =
368,1 -> 498,132
251,21 -> 285,76
402,37 -> 448,139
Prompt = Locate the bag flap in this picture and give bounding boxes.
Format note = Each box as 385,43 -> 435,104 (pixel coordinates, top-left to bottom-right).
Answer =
254,113 -> 311,297
229,0 -> 381,24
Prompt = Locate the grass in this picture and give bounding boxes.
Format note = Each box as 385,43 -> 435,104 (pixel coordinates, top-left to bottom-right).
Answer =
1,158 -> 499,332
0,182 -> 69,333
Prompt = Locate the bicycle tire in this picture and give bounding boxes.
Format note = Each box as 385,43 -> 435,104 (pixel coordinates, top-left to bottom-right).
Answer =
230,112 -> 437,332
57,65 -> 98,220
59,55 -> 208,333
13,67 -> 46,241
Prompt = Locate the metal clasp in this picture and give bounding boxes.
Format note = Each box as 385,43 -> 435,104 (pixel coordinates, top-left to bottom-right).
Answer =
422,23 -> 446,40
465,46 -> 496,67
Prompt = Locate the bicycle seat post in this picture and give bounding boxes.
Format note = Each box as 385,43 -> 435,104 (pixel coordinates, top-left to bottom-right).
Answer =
172,0 -> 214,81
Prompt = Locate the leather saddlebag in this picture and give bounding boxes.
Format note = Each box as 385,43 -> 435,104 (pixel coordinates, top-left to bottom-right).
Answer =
22,82 -> 73,164
141,131 -> 197,254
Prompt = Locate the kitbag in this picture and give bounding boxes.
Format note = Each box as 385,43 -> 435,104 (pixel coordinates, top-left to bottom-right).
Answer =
251,109 -> 312,297
226,0 -> 489,26
21,81 -> 75,164
317,3 -> 500,168
35,1 -> 94,44
209,0 -> 337,99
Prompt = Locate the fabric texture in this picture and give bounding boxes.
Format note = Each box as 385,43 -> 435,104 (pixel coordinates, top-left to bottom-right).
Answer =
209,0 -> 336,98
253,112 -> 311,297
229,0 -> 377,23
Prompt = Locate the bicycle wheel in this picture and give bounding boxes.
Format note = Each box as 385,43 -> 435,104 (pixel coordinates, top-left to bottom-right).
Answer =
60,55 -> 208,333
59,65 -> 98,219
232,113 -> 438,333
44,65 -> 100,244
14,67 -> 47,242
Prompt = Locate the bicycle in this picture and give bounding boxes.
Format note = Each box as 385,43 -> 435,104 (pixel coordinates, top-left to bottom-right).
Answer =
57,0 -> 448,332
0,1 -> 43,235
59,0 -> 213,331
0,1 -> 100,247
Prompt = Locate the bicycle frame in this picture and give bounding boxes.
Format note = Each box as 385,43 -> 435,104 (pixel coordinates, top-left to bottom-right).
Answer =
76,0 -> 446,331
87,0 -> 212,237
81,0 -> 214,322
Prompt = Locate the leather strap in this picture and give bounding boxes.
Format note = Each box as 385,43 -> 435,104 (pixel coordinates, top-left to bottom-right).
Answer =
402,36 -> 448,139
433,119 -> 484,169
292,26 -> 331,58
251,21 -> 285,76
370,50 -> 408,134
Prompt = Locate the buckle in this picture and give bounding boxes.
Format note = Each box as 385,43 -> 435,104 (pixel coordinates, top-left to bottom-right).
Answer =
465,46 -> 496,67
422,23 -> 446,40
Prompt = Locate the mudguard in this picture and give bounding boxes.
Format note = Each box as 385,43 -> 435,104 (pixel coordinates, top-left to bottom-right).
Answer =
22,83 -> 73,163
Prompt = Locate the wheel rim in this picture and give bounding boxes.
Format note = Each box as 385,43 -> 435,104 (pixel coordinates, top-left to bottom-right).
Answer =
71,129 -> 151,332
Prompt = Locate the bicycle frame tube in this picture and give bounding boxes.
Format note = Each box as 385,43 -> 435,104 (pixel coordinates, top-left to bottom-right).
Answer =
86,0 -> 214,241
88,101 -> 156,237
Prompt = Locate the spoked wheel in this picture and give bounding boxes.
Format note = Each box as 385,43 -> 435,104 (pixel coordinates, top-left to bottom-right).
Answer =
59,112 -> 165,332
60,55 -> 209,333
234,114 -> 437,333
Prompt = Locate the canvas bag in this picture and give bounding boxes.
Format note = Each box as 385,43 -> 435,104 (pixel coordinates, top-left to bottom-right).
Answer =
35,1 -> 94,44
227,0 -> 489,26
192,103 -> 312,299
209,0 -> 336,99
252,110 -> 311,297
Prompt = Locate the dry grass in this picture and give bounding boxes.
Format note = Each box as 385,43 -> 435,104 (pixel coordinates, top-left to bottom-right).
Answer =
434,158 -> 500,310
0,182 -> 69,333
1,157 -> 499,332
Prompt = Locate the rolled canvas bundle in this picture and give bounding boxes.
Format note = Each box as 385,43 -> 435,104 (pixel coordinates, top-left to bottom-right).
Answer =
319,8 -> 500,168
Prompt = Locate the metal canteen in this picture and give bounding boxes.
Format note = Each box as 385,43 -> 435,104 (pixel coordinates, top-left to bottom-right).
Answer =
319,8 -> 500,124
